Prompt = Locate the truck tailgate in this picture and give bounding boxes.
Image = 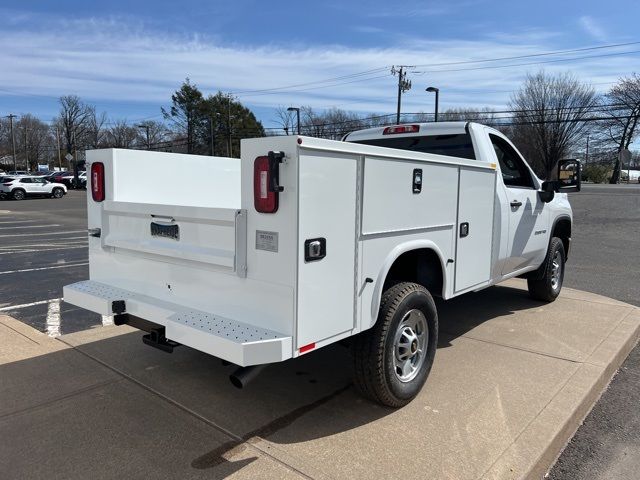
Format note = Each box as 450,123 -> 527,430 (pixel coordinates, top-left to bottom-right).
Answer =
101,200 -> 246,273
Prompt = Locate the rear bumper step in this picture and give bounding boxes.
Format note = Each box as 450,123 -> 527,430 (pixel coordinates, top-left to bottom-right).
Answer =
63,280 -> 292,366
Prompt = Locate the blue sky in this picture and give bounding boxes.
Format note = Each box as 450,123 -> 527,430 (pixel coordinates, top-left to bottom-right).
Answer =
1,0 -> 639,129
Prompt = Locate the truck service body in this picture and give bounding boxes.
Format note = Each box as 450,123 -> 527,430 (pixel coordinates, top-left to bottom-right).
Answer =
64,122 -> 578,406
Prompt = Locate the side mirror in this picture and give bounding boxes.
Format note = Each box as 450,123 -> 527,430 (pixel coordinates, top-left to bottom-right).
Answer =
556,159 -> 581,192
539,181 -> 555,203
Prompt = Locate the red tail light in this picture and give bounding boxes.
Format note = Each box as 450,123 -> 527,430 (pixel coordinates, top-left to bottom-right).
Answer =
91,162 -> 105,202
253,156 -> 278,213
383,124 -> 420,135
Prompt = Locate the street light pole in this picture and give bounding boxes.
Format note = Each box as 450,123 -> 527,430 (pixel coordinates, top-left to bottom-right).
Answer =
426,87 -> 439,122
136,124 -> 151,150
287,107 -> 300,135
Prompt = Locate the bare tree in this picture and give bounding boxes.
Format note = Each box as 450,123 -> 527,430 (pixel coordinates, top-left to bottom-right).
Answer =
135,121 -> 169,149
597,74 -> 640,182
57,95 -> 94,155
438,107 -> 500,126
105,119 -> 139,148
15,115 -> 53,170
85,110 -> 108,149
508,71 -> 598,179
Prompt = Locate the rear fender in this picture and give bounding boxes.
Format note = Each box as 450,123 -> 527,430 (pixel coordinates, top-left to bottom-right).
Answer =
368,240 -> 447,329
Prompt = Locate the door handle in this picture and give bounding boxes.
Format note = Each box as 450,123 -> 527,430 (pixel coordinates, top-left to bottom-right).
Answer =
510,200 -> 522,208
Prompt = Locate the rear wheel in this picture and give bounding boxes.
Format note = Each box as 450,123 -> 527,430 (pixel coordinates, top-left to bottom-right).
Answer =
52,187 -> 64,199
527,237 -> 565,302
352,282 -> 438,407
12,189 -> 25,201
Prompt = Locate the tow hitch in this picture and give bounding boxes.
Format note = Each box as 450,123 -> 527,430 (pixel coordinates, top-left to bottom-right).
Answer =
141,327 -> 180,353
113,311 -> 181,353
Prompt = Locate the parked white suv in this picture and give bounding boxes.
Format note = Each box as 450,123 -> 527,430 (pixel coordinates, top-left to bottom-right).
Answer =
0,176 -> 67,200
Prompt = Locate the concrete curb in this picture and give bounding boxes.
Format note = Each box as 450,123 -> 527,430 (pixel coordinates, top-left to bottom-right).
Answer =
482,307 -> 640,480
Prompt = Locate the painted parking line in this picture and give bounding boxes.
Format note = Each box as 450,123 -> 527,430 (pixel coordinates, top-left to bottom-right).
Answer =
0,224 -> 62,229
0,230 -> 85,238
46,299 -> 61,337
0,245 -> 88,255
0,220 -> 38,224
0,238 -> 88,249
0,298 -> 62,312
0,262 -> 89,275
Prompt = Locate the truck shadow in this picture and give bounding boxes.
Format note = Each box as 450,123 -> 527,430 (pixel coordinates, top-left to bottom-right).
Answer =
0,282 -> 546,479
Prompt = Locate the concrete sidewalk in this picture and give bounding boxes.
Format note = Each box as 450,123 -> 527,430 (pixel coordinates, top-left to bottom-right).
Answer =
1,279 -> 638,480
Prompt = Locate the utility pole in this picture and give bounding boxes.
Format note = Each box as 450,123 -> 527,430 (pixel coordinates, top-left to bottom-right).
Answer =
585,133 -> 590,165
24,127 -> 29,171
209,116 -> 216,156
391,66 -> 414,125
55,126 -> 62,171
227,93 -> 234,157
5,114 -> 17,171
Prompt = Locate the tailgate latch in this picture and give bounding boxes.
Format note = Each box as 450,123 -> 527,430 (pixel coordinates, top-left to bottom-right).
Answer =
268,151 -> 285,193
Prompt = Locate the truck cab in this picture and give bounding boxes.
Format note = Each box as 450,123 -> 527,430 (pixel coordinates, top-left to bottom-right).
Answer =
344,122 -> 574,286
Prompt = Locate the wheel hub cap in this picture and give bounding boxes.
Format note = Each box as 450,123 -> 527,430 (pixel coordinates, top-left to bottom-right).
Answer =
551,250 -> 562,290
393,309 -> 428,382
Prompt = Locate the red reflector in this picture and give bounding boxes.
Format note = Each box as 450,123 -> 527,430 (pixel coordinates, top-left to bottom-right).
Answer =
382,124 -> 420,135
90,162 -> 105,202
299,342 -> 315,354
253,156 -> 278,213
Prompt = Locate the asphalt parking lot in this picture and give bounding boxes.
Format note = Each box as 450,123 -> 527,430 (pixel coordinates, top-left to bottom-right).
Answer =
0,190 -> 102,335
1,183 -> 639,478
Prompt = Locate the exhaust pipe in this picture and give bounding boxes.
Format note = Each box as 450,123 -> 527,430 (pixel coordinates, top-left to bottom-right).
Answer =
229,364 -> 266,389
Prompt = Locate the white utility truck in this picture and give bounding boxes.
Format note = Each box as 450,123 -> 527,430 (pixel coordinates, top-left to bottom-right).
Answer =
64,122 -> 580,407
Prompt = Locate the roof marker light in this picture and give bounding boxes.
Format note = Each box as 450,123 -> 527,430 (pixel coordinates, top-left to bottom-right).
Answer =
383,125 -> 420,135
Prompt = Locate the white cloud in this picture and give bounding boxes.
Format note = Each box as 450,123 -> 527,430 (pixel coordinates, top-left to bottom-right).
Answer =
0,14 -> 628,126
578,16 -> 607,42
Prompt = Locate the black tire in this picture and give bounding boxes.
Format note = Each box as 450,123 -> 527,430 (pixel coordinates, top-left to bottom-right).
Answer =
52,187 -> 64,199
527,237 -> 565,302
12,189 -> 25,201
352,282 -> 438,407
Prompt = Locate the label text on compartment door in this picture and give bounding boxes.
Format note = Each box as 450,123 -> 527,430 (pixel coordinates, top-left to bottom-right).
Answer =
256,230 -> 278,252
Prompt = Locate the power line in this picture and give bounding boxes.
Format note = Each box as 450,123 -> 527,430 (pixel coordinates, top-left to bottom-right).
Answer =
230,66 -> 390,95
414,40 -> 640,68
422,49 -> 640,74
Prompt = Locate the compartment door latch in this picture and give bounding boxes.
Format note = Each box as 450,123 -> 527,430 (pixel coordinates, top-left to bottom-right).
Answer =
304,238 -> 326,262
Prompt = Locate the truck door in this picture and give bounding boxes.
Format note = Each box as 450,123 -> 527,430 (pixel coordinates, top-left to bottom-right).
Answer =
488,134 -> 549,274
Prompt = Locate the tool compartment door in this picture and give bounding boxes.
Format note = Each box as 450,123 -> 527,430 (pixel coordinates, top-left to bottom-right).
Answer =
296,150 -> 358,349
455,167 -> 496,292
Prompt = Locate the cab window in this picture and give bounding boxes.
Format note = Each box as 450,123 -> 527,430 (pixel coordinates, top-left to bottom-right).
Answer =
353,133 -> 476,160
20,178 -> 32,183
489,134 -> 533,188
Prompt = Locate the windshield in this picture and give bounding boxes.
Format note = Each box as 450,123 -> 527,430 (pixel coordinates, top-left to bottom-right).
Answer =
352,133 -> 476,160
